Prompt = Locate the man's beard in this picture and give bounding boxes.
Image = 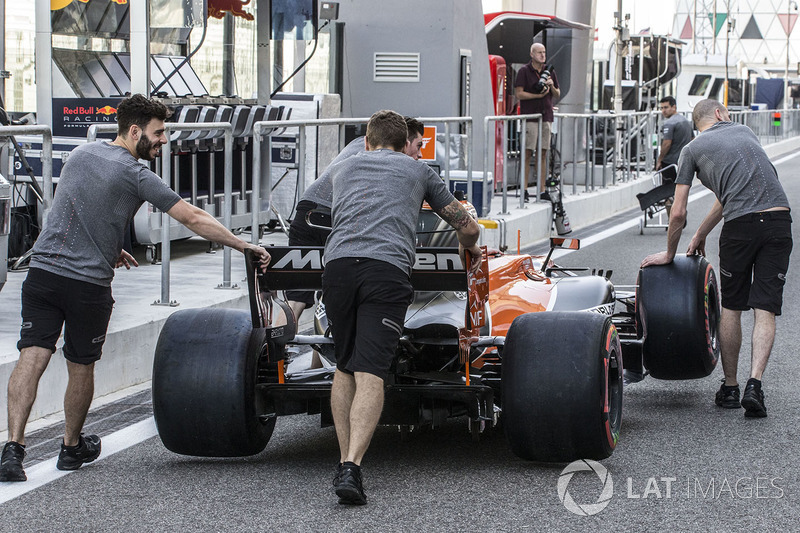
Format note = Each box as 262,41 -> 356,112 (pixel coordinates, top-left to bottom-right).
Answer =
135,134 -> 159,161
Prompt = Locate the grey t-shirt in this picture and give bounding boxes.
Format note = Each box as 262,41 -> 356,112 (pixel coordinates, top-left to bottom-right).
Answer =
661,113 -> 693,167
676,121 -> 790,221
301,137 -> 365,208
324,149 -> 455,275
30,141 -> 181,286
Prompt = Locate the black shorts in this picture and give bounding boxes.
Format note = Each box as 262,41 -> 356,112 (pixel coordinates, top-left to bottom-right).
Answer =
18,268 -> 115,365
322,258 -> 413,380
286,201 -> 331,308
719,211 -> 792,315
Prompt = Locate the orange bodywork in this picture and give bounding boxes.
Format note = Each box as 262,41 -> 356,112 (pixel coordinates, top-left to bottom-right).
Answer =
485,254 -> 555,338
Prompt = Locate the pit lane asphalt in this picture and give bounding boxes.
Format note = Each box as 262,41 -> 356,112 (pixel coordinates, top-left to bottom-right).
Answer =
1,156 -> 799,532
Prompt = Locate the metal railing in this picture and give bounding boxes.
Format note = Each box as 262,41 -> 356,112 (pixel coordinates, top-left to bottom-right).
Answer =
251,115 -> 476,230
0,125 -> 53,224
730,109 -> 800,145
483,113 -> 542,214
8,106 -> 798,307
88,123 -> 239,306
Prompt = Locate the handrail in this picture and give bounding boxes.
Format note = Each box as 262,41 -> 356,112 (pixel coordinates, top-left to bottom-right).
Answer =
0,125 -> 53,224
87,122 -> 237,305
483,113 -> 542,214
251,115 -> 475,229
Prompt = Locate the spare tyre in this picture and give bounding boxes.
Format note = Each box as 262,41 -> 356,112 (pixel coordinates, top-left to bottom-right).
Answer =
637,254 -> 720,380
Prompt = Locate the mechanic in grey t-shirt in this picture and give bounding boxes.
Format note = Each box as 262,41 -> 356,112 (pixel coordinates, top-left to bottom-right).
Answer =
656,96 -> 693,181
642,99 -> 791,419
323,110 -> 480,506
285,118 -> 426,324
2,95 -> 270,483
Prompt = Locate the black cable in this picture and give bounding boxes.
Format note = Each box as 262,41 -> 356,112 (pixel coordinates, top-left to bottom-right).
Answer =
151,18 -> 208,96
270,20 -> 330,99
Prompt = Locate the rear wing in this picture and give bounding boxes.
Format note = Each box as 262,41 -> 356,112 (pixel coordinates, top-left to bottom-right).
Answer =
245,246 -> 490,371
256,246 -> 470,292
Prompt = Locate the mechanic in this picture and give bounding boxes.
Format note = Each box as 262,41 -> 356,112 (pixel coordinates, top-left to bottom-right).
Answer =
323,110 -> 481,505
514,42 -> 560,202
0,95 -> 270,483
656,96 -> 693,181
641,98 -> 791,418
656,96 -> 693,217
285,117 -> 426,324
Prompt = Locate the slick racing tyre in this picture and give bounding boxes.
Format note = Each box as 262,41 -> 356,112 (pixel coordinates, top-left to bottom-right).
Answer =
502,312 -> 623,462
152,308 -> 275,457
637,254 -> 720,380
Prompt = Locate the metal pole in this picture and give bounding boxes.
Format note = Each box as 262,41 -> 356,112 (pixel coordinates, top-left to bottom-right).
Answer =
590,116 -> 597,188
483,117 -> 490,217
603,115 -> 609,187
41,130 -> 53,224
218,127 -> 236,289
297,125 -> 307,197
572,117 -> 579,191
251,125 -> 262,245
444,122 -> 451,190
155,136 -> 175,306
613,2 -> 625,182
785,1 -> 793,110
466,119 -> 474,211
129,0 -> 150,96
535,118 -> 542,202
501,118 -> 509,215
585,117 -> 591,190
519,119 -> 527,209
35,0 -> 53,129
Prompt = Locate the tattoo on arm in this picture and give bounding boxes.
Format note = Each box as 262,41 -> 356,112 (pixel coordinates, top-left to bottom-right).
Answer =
437,200 -> 472,229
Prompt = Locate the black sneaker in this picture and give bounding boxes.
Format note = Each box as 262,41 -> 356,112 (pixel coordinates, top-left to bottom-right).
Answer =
56,434 -> 101,471
335,462 -> 367,505
741,379 -> 767,418
715,381 -> 741,409
0,442 -> 27,482
332,462 -> 343,487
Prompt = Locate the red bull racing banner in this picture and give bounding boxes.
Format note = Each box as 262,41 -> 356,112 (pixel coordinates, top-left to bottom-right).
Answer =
52,98 -> 120,138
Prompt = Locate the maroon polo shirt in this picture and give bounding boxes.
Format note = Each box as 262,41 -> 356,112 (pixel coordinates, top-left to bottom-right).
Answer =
514,61 -> 559,122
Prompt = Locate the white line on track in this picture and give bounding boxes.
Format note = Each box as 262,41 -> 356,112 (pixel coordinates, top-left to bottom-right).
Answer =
552,149 -> 800,259
0,417 -> 157,505
551,188 -> 713,259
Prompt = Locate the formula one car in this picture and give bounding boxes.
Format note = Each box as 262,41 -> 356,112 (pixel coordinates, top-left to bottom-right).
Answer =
152,208 -> 720,462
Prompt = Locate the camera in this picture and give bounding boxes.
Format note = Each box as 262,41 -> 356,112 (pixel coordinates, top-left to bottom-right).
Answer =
535,66 -> 553,94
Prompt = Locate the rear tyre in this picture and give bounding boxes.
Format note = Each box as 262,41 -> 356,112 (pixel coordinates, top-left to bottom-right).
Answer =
502,312 -> 623,462
152,308 -> 275,457
637,254 -> 720,380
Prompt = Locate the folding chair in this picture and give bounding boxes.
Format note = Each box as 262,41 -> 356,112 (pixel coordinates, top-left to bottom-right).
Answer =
636,165 -> 676,234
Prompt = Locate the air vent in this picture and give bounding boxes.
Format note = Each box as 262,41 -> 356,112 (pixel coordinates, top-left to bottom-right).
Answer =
374,53 -> 420,83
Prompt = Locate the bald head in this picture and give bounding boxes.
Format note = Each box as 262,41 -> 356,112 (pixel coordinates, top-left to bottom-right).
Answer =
692,99 -> 730,131
530,43 -> 547,66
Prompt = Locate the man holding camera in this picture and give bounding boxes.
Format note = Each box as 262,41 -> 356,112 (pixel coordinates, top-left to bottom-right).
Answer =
515,42 -> 560,201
